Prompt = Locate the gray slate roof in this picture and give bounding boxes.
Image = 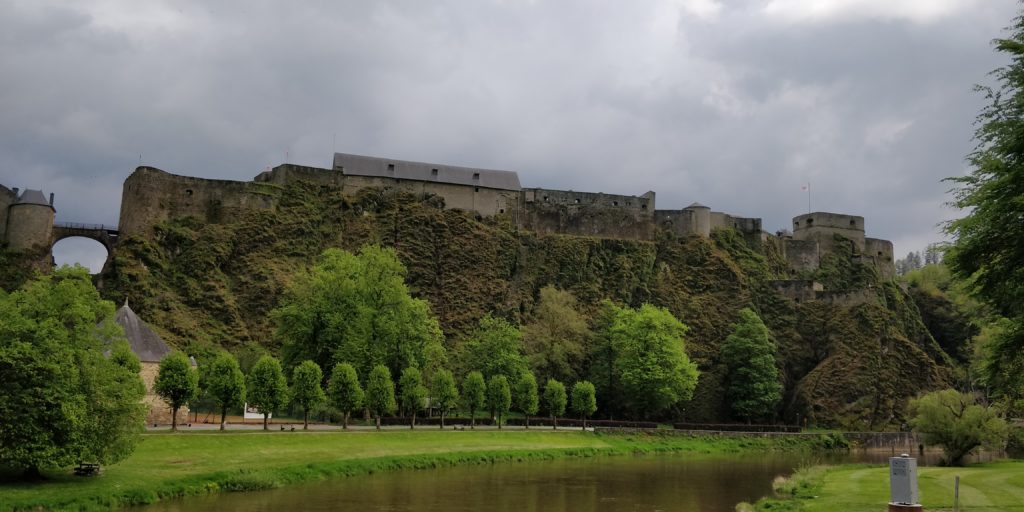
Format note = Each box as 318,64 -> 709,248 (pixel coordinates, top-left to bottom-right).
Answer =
333,152 -> 521,191
115,303 -> 172,363
16,189 -> 49,206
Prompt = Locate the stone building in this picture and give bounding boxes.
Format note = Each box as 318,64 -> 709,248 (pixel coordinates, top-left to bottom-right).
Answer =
0,187 -> 55,251
114,302 -> 191,426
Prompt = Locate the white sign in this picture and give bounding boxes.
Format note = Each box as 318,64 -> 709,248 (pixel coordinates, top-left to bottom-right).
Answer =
243,403 -> 271,420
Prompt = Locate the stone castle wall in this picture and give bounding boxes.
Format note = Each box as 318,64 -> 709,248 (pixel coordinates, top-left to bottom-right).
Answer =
521,188 -> 655,239
140,361 -> 190,426
6,203 -> 54,250
0,185 -> 15,243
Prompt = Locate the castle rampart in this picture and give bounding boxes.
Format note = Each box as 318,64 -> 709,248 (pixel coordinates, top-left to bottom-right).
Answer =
792,212 -> 866,251
520,188 -> 655,239
6,189 -> 55,250
0,185 -> 15,242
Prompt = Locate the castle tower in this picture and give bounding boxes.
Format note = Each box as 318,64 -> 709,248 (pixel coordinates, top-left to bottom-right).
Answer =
6,189 -> 55,251
792,212 -> 865,252
684,202 -> 711,237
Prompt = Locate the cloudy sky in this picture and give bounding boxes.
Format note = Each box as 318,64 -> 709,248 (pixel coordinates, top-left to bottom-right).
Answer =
0,0 -> 1017,272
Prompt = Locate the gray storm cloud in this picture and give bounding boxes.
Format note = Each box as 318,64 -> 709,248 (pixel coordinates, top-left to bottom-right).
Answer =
0,0 -> 1016,271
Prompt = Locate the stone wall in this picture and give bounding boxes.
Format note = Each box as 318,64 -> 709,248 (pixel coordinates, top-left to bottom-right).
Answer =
344,175 -> 520,218
770,280 -> 823,302
782,238 -> 819,272
140,361 -> 190,426
865,237 -> 896,278
792,212 -> 866,252
119,167 -> 279,239
6,203 -> 54,250
654,209 -> 697,237
0,185 -> 15,243
520,188 -> 655,239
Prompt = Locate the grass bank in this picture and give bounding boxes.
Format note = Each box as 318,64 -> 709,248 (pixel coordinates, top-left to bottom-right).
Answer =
744,459 -> 1024,511
1,430 -> 834,511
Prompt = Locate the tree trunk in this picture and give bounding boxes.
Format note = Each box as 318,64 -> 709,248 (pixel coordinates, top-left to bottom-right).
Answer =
440,411 -> 446,429
171,405 -> 179,432
497,412 -> 502,430
525,415 -> 530,429
220,405 -> 227,431
582,415 -> 587,430
22,466 -> 42,480
470,410 -> 475,430
552,415 -> 557,430
375,413 -> 381,430
410,411 -> 416,429
343,411 -> 349,429
263,412 -> 269,431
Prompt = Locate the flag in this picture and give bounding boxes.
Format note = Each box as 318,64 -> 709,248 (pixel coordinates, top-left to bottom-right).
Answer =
801,184 -> 808,191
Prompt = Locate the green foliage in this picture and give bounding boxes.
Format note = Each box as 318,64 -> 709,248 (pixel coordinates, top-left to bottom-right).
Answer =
110,341 -> 142,374
462,371 -> 486,427
514,372 -> 540,424
523,286 -> 590,385
570,380 -> 597,423
398,367 -> 427,426
0,267 -> 146,474
909,389 -> 1008,466
155,352 -> 199,431
327,362 -> 363,428
543,379 -> 567,422
274,246 -> 446,381
976,320 -> 1024,416
366,365 -> 397,429
486,375 -> 512,428
430,369 -> 459,426
290,360 -> 326,429
607,303 -> 699,419
721,308 -> 782,422
246,356 -> 288,430
455,314 -> 528,382
201,352 -> 246,430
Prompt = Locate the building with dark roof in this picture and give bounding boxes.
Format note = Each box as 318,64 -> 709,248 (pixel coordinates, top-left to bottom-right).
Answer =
114,302 -> 191,426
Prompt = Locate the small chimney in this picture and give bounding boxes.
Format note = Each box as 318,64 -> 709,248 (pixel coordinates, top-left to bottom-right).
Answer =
49,193 -> 54,206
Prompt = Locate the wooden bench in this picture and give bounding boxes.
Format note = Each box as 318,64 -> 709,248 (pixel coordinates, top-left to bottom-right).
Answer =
74,462 -> 100,476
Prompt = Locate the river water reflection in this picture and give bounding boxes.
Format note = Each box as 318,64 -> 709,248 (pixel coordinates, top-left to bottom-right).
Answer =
139,450 -> 994,512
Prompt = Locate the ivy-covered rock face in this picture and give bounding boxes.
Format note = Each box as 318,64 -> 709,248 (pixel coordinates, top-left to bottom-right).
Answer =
6,182 -> 954,427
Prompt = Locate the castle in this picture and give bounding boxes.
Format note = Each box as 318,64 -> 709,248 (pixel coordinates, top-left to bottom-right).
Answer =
4,151 -> 896,286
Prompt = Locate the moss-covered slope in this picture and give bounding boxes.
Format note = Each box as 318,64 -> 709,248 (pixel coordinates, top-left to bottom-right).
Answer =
87,182 -> 953,426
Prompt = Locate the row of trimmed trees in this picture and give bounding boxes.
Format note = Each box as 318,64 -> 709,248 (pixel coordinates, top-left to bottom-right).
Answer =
158,347 -> 598,430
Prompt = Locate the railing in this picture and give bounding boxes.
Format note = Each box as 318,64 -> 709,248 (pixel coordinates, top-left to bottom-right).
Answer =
54,222 -> 119,232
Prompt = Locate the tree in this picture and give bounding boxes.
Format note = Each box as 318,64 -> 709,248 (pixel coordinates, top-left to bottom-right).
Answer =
462,371 -> 487,429
456,315 -> 529,382
909,389 -> 1007,466
487,375 -> 512,429
399,367 -> 427,428
523,286 -> 590,385
154,352 -> 199,432
586,300 -> 624,419
431,369 -> 459,429
514,372 -> 540,428
607,304 -> 699,419
291,360 -> 326,430
720,308 -> 782,423
0,267 -> 147,477
543,379 -> 567,429
327,362 -> 363,429
571,381 -> 597,428
247,356 -> 288,431
946,15 -> 1024,413
201,352 -> 246,431
366,365 -> 397,429
274,246 -> 446,382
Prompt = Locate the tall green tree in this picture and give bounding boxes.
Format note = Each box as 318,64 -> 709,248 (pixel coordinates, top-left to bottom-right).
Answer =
487,375 -> 512,429
399,367 -> 427,428
607,304 -> 699,419
247,356 -> 288,431
431,369 -> 459,429
586,300 -> 623,419
0,267 -> 147,476
720,308 -> 782,423
154,351 -> 199,432
274,246 -> 446,381
514,372 -> 540,428
909,389 -> 1008,466
456,315 -> 529,382
571,381 -> 597,428
523,286 -> 590,385
291,360 -> 326,430
366,365 -> 397,430
462,371 -> 487,429
946,11 -> 1024,409
327,362 -> 364,429
543,379 -> 567,429
201,352 -> 246,431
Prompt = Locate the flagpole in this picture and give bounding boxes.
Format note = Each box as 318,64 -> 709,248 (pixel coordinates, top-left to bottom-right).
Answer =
807,182 -> 811,213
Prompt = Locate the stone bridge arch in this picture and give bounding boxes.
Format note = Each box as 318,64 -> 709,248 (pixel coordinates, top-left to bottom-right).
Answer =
51,223 -> 119,270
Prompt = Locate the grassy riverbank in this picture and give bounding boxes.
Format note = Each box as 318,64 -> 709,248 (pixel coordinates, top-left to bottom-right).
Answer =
745,459 -> 1024,511
1,430 -> 832,511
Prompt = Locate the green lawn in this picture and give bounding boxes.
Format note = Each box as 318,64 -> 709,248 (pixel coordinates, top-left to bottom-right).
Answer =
773,460 -> 1024,511
0,430 -> 815,511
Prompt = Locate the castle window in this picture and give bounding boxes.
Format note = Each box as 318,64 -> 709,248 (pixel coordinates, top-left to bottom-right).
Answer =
472,173 -> 480,181
185,189 -> 193,197
641,204 -> 647,209
475,187 -> 480,192
850,220 -> 856,227
387,163 -> 395,172
543,196 -> 549,202
806,218 -> 814,226
613,201 -> 619,206
877,251 -> 883,256
795,221 -> 800,227
574,198 -> 580,204
431,168 -> 438,177
499,208 -> 505,214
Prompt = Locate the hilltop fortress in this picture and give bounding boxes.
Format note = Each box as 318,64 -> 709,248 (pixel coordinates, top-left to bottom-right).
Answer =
3,152 -> 895,282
